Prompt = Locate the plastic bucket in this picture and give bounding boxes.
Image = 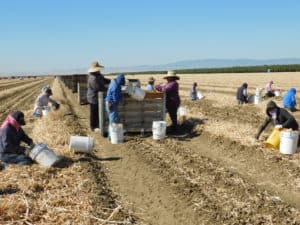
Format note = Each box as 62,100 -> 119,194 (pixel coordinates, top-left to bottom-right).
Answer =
265,128 -> 282,149
152,121 -> 166,140
274,90 -> 281,97
280,131 -> 299,154
42,106 -> 51,116
197,91 -> 204,99
130,86 -> 146,101
69,136 -> 94,153
110,123 -> 124,144
255,88 -> 262,96
29,143 -> 59,167
178,106 -> 188,117
254,95 -> 262,104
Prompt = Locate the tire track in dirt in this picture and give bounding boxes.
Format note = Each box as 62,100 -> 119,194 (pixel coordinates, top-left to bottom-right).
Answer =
125,135 -> 300,224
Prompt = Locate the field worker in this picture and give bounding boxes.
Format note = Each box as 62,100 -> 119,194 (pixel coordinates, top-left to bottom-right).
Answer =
190,82 -> 198,101
255,100 -> 299,140
283,88 -> 298,112
146,77 -> 156,91
236,83 -> 248,104
0,111 -> 34,165
105,74 -> 125,127
33,87 -> 59,117
156,70 -> 181,133
265,80 -> 275,97
87,61 -> 110,132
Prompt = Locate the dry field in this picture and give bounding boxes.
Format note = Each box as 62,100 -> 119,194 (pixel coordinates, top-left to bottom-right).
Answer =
1,73 -> 300,224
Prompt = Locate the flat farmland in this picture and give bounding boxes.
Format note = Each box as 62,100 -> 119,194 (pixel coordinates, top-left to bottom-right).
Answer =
1,73 -> 300,224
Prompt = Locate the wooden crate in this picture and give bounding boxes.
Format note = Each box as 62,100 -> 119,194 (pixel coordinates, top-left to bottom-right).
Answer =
77,82 -> 88,105
98,92 -> 166,136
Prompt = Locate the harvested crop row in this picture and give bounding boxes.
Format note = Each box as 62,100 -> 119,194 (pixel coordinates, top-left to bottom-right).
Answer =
125,135 -> 300,225
0,79 -> 47,102
0,78 -> 52,121
0,78 -> 136,224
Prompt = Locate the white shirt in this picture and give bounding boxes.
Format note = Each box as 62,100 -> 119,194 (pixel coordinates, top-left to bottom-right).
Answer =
33,93 -> 55,114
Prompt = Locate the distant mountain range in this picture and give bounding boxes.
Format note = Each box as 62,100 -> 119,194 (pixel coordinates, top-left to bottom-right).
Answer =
1,58 -> 300,76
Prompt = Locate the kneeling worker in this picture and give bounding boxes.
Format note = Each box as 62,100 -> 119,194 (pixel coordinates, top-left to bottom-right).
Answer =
255,100 -> 299,140
0,111 -> 34,165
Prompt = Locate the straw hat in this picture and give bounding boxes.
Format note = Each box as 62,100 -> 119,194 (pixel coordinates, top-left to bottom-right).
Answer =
88,61 -> 104,73
163,70 -> 180,80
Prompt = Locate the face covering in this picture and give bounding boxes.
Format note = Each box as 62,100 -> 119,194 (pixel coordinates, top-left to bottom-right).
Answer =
269,108 -> 277,119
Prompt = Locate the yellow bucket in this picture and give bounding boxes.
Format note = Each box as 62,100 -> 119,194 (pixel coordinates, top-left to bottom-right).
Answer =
265,128 -> 282,149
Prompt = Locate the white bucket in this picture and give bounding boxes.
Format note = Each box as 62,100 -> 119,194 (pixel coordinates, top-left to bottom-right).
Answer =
255,88 -> 262,96
110,123 -> 124,144
254,95 -> 261,104
274,90 -> 281,97
280,131 -> 299,155
69,136 -> 94,153
152,121 -> 166,140
197,91 -> 204,99
178,106 -> 188,116
29,143 -> 59,167
42,106 -> 51,116
130,86 -> 146,101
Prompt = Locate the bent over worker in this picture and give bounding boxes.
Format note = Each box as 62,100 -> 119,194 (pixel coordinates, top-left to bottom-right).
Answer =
255,100 -> 299,140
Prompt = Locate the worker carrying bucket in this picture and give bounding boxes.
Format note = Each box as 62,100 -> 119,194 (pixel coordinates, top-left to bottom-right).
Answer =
255,100 -> 300,147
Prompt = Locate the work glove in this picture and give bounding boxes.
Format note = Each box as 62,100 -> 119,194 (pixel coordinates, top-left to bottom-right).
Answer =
275,124 -> 283,129
52,102 -> 60,110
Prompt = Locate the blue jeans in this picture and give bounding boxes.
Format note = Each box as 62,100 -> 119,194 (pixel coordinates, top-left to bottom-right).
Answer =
106,102 -> 120,138
0,154 -> 33,165
105,102 -> 120,124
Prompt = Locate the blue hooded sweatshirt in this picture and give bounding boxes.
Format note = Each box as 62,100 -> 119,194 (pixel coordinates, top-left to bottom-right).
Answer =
283,88 -> 297,108
105,74 -> 125,105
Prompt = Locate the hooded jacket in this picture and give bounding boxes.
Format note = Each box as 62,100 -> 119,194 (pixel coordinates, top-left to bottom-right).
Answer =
87,72 -> 111,104
0,114 -> 32,155
105,74 -> 125,105
283,88 -> 297,109
255,101 -> 299,139
236,83 -> 248,101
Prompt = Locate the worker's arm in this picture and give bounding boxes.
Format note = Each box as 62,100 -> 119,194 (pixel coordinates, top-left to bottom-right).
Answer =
255,117 -> 272,140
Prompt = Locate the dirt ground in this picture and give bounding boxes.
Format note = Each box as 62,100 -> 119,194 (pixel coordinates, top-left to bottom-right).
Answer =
62,73 -> 300,225
1,73 -> 300,224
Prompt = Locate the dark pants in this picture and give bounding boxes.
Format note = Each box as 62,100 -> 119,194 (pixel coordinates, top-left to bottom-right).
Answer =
90,103 -> 99,130
0,154 -> 33,165
167,107 -> 178,131
266,91 -> 275,97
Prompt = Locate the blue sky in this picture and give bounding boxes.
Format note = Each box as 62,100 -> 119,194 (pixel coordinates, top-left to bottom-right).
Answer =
0,0 -> 300,73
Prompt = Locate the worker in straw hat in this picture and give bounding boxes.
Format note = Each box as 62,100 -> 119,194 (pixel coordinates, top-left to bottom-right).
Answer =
146,76 -> 156,91
87,61 -> 111,132
0,111 -> 34,165
156,70 -> 181,133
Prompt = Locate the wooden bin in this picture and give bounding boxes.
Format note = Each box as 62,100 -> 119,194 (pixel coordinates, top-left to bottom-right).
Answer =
77,82 -> 88,105
98,92 -> 166,136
